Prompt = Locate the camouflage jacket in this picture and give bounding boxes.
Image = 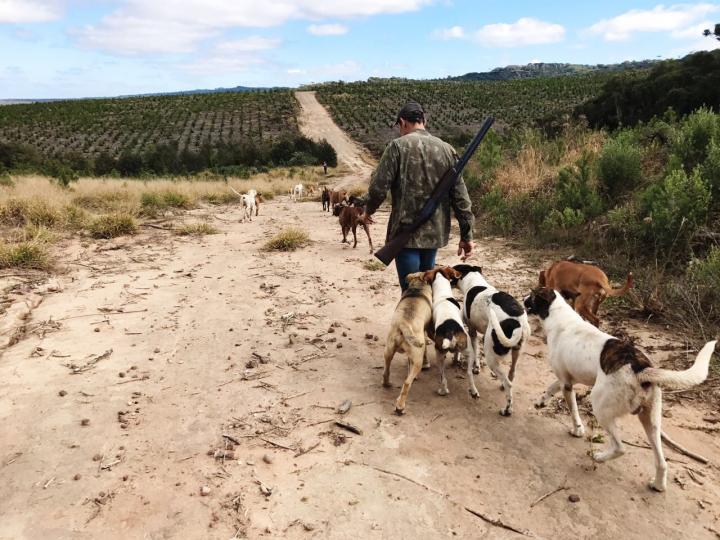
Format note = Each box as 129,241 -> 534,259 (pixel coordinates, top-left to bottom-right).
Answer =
365,128 -> 474,249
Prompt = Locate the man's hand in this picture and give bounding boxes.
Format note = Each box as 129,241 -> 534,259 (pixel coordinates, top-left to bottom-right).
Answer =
361,213 -> 375,225
457,240 -> 475,261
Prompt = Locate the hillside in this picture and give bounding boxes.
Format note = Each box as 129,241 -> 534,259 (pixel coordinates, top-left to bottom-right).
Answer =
447,60 -> 656,81
311,72 -> 630,156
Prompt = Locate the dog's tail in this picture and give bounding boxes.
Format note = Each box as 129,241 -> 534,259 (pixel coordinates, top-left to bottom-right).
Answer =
605,272 -> 633,297
398,322 -> 424,349
487,308 -> 523,348
637,340 -> 716,390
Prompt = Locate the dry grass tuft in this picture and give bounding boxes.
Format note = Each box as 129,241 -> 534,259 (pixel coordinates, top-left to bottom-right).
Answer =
0,241 -> 50,270
263,227 -> 310,251
362,259 -> 385,271
87,213 -> 138,239
175,222 -> 219,236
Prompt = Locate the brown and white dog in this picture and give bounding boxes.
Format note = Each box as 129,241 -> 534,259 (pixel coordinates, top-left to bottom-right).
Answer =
524,287 -> 716,492
539,259 -> 633,327
383,271 -> 434,414
333,197 -> 373,254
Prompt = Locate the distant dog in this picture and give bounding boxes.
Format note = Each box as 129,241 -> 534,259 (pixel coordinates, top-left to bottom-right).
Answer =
254,193 -> 262,216
333,198 -> 373,254
330,189 -> 347,207
383,272 -> 434,414
241,193 -> 256,222
453,264 -> 531,416
539,260 -> 633,327
418,266 -> 473,397
291,183 -> 304,202
321,187 -> 331,212
524,287 -> 716,492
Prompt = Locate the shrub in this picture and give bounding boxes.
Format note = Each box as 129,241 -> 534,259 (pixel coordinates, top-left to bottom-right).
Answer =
556,152 -> 604,218
543,207 -> 586,231
63,205 -> 89,230
362,260 -> 385,271
478,186 -> 512,234
87,213 -> 138,239
597,136 -> 643,201
73,191 -> 135,213
140,192 -> 163,216
0,172 -> 13,187
0,198 -> 60,228
0,241 -> 49,270
175,223 -> 219,236
642,168 -> 710,256
162,190 -> 191,208
672,107 -> 720,171
263,227 -> 310,251
702,138 -> 720,207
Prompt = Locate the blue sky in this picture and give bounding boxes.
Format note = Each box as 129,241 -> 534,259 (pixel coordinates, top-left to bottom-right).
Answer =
1,0 -> 718,98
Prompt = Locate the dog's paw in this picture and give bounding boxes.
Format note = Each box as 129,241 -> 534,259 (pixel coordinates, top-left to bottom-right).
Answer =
382,380 -> 392,388
569,426 -> 586,438
437,388 -> 450,397
394,407 -> 405,416
648,480 -> 666,493
499,407 -> 513,417
472,366 -> 480,375
534,399 -> 546,409
469,389 -> 480,399
421,362 -> 431,371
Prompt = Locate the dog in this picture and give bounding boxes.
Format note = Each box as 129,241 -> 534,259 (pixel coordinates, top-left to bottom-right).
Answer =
291,183 -> 303,202
329,189 -> 347,207
524,287 -> 716,492
539,260 -> 633,327
254,193 -> 262,216
241,191 -> 256,222
333,199 -> 373,254
321,187 -> 331,212
417,266 -> 474,398
382,271 -> 434,414
453,264 -> 531,416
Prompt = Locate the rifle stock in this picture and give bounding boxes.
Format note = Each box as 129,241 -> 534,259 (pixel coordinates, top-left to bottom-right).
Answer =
373,117 -> 495,266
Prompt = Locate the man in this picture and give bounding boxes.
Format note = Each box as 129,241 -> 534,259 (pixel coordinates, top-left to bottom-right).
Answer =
323,161 -> 328,175
361,101 -> 476,290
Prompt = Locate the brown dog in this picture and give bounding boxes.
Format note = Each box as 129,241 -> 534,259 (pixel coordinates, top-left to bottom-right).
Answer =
333,199 -> 373,254
539,260 -> 633,326
383,272 -> 433,414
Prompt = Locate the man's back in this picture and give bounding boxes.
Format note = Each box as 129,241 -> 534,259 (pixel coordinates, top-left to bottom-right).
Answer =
365,127 -> 473,250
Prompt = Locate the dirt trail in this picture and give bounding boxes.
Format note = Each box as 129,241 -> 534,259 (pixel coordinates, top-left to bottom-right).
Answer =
295,91 -> 375,189
1,198 -> 720,539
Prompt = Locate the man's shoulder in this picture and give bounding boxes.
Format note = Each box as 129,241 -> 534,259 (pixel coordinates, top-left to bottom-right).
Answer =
396,130 -> 455,153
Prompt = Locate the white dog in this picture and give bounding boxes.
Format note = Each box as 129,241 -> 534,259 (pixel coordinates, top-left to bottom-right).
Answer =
453,264 -> 531,416
291,183 -> 304,202
419,267 -> 474,397
241,193 -> 256,222
524,287 -> 716,492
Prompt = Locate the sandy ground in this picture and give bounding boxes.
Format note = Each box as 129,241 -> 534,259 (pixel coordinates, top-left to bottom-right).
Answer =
1,93 -> 720,540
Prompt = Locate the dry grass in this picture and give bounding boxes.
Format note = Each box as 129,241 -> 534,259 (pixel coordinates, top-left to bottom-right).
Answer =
362,259 -> 385,271
493,127 -> 606,196
87,213 -> 138,239
0,240 -> 50,270
176,222 -> 219,236
263,227 -> 310,251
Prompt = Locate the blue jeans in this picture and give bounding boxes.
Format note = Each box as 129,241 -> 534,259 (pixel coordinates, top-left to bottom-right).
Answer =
395,248 -> 437,291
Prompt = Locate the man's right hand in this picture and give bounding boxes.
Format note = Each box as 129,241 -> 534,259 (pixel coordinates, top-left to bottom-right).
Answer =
457,240 -> 475,261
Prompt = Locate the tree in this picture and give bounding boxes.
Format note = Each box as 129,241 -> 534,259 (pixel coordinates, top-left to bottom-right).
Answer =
703,24 -> 720,41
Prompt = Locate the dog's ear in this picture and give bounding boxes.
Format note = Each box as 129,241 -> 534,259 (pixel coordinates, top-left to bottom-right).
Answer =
439,266 -> 462,281
419,269 -> 438,284
525,287 -> 556,319
453,264 -> 482,277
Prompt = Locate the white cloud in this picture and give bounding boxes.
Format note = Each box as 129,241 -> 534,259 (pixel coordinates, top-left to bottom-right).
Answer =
184,36 -> 281,74
588,3 -> 720,42
0,0 -> 61,23
73,0 -> 432,54
431,25 -> 464,39
307,23 -> 348,36
473,18 -> 565,47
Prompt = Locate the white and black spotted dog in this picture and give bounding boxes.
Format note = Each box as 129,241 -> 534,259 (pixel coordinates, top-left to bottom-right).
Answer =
452,264 -> 531,416
524,287 -> 716,492
417,267 -> 474,397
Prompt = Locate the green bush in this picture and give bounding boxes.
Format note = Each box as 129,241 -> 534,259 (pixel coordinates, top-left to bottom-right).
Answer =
87,213 -> 138,239
0,171 -> 13,186
162,190 -> 191,208
597,136 -> 643,201
0,241 -> 49,269
556,152 -> 604,217
702,138 -> 720,207
642,168 -> 711,256
543,207 -> 585,231
672,107 -> 720,171
478,186 -> 512,234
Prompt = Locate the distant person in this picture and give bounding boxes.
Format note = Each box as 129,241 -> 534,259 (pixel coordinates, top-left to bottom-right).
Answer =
361,101 -> 475,291
323,161 -> 328,175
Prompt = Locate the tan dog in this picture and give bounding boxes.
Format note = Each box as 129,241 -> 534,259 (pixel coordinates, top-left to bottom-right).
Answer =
539,260 -> 633,327
383,272 -> 433,414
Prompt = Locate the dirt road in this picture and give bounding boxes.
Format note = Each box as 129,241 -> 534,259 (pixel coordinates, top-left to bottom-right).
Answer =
295,91 -> 375,188
1,197 -> 720,539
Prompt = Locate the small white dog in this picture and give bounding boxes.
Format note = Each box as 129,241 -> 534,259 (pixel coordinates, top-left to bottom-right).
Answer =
241,189 -> 256,222
291,183 -> 304,202
524,287 -> 716,492
453,264 -> 531,416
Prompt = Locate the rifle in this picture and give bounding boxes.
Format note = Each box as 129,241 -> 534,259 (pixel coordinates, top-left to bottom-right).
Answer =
374,116 -> 495,266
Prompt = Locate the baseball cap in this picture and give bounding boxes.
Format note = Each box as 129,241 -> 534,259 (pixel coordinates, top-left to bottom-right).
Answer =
394,101 -> 425,126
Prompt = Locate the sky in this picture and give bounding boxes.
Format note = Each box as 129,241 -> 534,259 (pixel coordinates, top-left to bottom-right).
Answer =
0,0 -> 719,98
